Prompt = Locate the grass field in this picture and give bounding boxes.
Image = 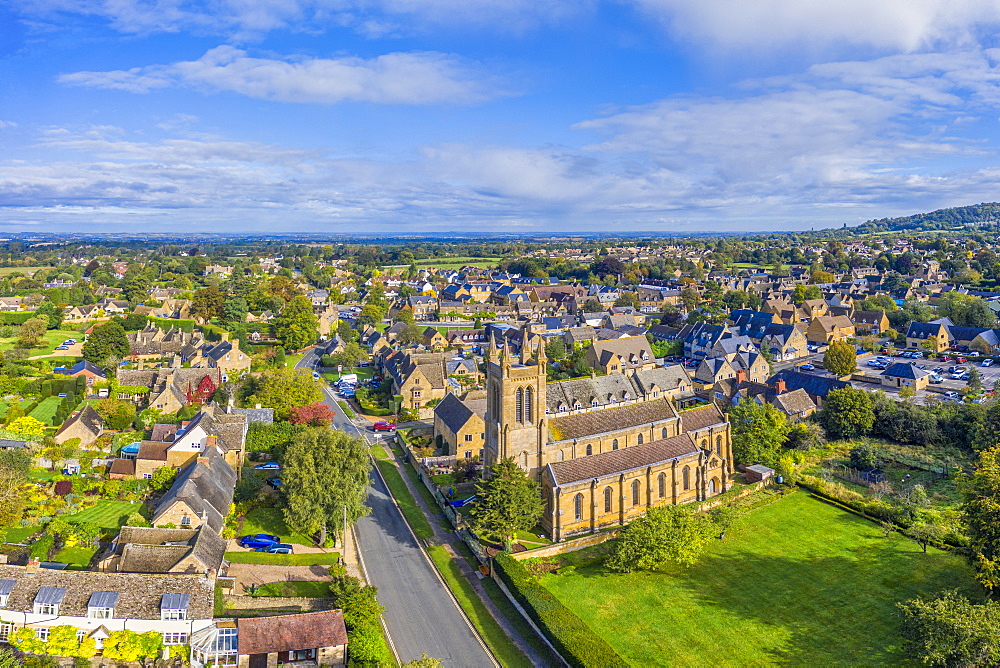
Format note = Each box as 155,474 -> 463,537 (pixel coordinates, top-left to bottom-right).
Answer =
65,501 -> 143,530
224,551 -> 340,566
538,492 -> 979,667
240,508 -> 314,546
426,544 -> 532,668
0,267 -> 53,276
29,397 -> 64,424
411,257 -> 500,270
253,581 -> 332,598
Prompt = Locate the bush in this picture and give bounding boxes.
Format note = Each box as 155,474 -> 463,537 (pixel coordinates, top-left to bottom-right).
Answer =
245,422 -> 305,453
850,443 -> 882,470
493,552 -> 628,667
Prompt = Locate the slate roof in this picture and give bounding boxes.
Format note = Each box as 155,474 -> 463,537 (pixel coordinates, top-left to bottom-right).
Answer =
547,373 -> 638,412
152,449 -> 236,534
548,400 -> 678,442
0,563 -> 214,620
227,407 -> 274,424
109,459 -> 135,477
679,404 -> 726,433
0,439 -> 27,449
547,433 -> 699,485
630,365 -> 693,396
54,404 -> 104,439
115,526 -> 226,574
591,336 -> 654,368
881,362 -> 931,380
769,388 -> 816,416
238,610 -> 348,655
767,369 -> 851,398
434,393 -> 487,434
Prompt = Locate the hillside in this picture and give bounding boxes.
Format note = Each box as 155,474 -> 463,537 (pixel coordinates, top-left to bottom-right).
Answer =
857,203 -> 1000,233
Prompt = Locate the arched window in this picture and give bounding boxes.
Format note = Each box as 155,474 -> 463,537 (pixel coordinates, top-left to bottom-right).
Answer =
574,494 -> 583,521
520,452 -> 528,469
586,444 -> 593,456
632,480 -> 640,506
716,435 -> 723,456
558,450 -> 564,462
515,388 -> 524,423
658,472 -> 666,498
525,386 -> 533,423
612,439 -> 619,450
701,439 -> 708,450
604,487 -> 612,513
637,433 -> 643,445
682,466 -> 690,491
662,427 -> 669,439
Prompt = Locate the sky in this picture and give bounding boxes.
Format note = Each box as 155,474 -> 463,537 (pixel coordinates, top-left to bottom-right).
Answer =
4,1 -> 1000,235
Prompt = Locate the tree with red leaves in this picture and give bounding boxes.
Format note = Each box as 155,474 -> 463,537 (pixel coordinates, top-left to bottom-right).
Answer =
289,402 -> 335,427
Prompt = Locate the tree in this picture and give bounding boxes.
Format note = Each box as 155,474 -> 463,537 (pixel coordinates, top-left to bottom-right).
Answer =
898,590 -> 1000,666
680,287 -> 701,312
709,505 -> 741,539
396,322 -> 424,346
283,428 -> 371,546
727,400 -> 790,468
819,387 -> 875,439
222,297 -> 249,324
289,402 -> 336,427
17,317 -> 47,347
330,342 -> 367,371
582,298 -> 604,313
102,630 -> 163,663
275,295 -> 319,351
849,443 -> 882,470
82,320 -> 129,366
545,338 -> 567,361
122,270 -> 151,302
469,457 -> 544,547
7,416 -> 45,437
786,421 -> 825,450
120,312 -> 148,331
247,368 -> 323,420
356,303 -> 386,327
192,285 -> 225,322
822,339 -> 857,377
591,256 -> 625,277
403,653 -> 443,668
0,466 -> 25,528
811,269 -> 836,284
962,446 -> 1000,592
605,506 -> 713,572
968,366 -> 984,396
0,646 -> 21,668
34,301 -> 63,329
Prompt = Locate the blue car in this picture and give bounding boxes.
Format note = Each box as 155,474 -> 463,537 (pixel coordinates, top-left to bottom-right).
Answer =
265,478 -> 283,490
254,462 -> 281,470
238,534 -> 280,549
450,495 -> 477,508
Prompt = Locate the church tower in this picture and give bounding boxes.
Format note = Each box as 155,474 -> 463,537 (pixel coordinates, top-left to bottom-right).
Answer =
484,329 -> 548,479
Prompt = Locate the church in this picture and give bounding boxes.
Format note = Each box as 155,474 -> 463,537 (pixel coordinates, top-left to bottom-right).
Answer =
482,335 -> 733,541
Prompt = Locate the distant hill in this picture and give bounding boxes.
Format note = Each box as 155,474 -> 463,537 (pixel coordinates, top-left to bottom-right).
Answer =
856,203 -> 1000,233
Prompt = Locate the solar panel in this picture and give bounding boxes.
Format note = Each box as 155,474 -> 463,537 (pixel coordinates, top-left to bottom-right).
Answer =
88,591 -> 120,609
161,593 -> 190,610
0,579 -> 15,596
34,586 -> 67,605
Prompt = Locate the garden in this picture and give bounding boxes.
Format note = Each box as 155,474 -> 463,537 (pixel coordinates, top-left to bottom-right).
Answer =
528,491 -> 979,666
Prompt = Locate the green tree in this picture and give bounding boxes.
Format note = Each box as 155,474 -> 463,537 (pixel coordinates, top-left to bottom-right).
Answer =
469,457 -> 544,547
898,590 -> 1000,666
819,387 -> 875,439
968,366 -> 984,396
34,301 -> 63,329
102,630 -> 162,663
330,342 -> 367,371
0,646 -> 21,668
17,317 -> 48,347
680,287 -> 701,312
581,298 -> 604,313
962,446 -> 1000,592
191,285 -> 225,322
605,506 -> 713,572
122,270 -> 151,302
283,428 -> 371,546
275,295 -> 319,351
356,302 -> 386,327
246,368 -> 323,420
822,339 -> 857,377
938,292 -> 997,328
81,320 -> 129,366
222,297 -> 249,324
397,322 -> 424,346
0,466 -> 25,528
120,312 -> 147,331
727,400 -> 790,468
403,653 -> 443,667
849,443 -> 882,470
7,416 -> 45,437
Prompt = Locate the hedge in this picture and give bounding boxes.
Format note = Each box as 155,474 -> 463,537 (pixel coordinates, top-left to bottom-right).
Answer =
493,552 -> 628,668
245,421 -> 304,453
0,312 -> 36,325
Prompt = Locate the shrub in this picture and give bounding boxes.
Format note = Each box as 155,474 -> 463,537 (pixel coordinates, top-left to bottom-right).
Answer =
493,552 -> 628,667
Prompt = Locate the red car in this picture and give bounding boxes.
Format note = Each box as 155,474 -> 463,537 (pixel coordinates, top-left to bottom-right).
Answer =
373,422 -> 396,432
957,357 -> 968,363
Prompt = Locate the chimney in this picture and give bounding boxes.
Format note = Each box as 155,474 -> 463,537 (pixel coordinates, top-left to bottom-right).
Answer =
220,332 -> 229,342
197,455 -> 209,468
773,377 -> 787,394
255,403 -> 262,410
736,369 -> 747,384
205,436 -> 218,451
26,557 -> 40,574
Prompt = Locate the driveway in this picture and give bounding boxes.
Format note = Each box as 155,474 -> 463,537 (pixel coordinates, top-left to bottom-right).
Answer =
228,563 -> 332,593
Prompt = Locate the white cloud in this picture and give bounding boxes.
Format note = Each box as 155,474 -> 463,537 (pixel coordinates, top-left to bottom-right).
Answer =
0,121 -> 18,129
59,46 -> 506,105
630,0 -> 1000,54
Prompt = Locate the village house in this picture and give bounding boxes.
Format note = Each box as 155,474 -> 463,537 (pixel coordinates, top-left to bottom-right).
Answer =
433,392 -> 487,460
585,336 -> 657,375
53,405 -> 104,448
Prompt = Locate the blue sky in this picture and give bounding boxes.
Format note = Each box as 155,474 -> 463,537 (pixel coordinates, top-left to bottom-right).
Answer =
3,1 -> 1000,235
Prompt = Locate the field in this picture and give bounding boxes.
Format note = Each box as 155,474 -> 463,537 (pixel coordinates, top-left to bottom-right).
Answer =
412,256 -> 500,270
538,492 -> 979,667
65,501 -> 143,530
0,267 -> 52,276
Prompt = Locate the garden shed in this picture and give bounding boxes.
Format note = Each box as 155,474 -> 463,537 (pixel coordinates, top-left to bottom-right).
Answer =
745,465 -> 775,483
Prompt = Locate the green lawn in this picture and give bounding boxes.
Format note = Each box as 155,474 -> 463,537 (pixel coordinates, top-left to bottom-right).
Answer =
29,397 -> 64,424
374,459 -> 434,539
538,492 -> 980,667
337,401 -> 356,419
426,545 -> 532,668
1,526 -> 35,543
253,581 -> 332,598
370,441 -> 391,461
241,508 -> 314,546
65,501 -> 143,530
54,544 -> 99,569
224,551 -> 340,566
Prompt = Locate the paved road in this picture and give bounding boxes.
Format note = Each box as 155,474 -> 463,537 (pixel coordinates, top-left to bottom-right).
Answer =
297,350 -> 496,667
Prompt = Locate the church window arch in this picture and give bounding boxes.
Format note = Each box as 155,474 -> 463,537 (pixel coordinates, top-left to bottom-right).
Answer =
612,439 -> 619,450
662,427 -> 668,439
558,450 -> 564,462
682,466 -> 691,491
637,433 -> 643,445
658,473 -> 666,498
701,439 -> 708,450
604,487 -> 613,513
574,494 -> 583,521
632,480 -> 640,506
520,451 -> 528,469
525,386 -> 533,422
716,435 -> 723,455
586,444 -> 593,456
515,388 -> 524,423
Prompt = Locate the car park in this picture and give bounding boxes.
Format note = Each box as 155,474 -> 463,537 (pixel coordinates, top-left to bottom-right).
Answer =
254,462 -> 281,470
238,534 -> 280,549
254,543 -> 294,554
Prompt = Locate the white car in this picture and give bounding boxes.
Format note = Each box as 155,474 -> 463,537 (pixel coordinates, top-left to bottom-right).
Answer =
983,359 -> 994,367
944,391 -> 960,400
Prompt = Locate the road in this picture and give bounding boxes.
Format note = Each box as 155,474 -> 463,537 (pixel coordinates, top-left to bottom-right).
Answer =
296,349 -> 496,667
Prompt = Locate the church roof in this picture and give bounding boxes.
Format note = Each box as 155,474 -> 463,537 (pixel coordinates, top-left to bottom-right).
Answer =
548,399 -> 678,442
547,433 -> 699,485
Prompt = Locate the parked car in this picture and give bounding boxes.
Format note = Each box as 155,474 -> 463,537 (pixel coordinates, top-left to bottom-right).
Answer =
957,357 -> 968,363
238,534 -> 280,549
929,374 -> 944,384
254,462 -> 281,470
944,391 -> 961,400
373,422 -> 396,432
983,359 -> 995,367
54,346 -> 69,350
254,543 -> 294,554
799,363 -> 815,371
265,478 -> 283,490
